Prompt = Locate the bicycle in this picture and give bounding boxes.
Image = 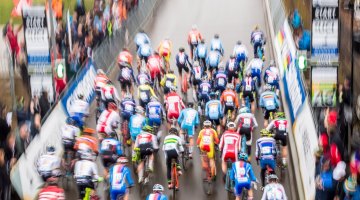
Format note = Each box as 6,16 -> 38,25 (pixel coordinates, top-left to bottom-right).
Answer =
62,141 -> 75,190
181,129 -> 190,171
79,178 -> 101,200
225,159 -> 235,200
138,149 -> 154,198
201,152 -> 214,195
121,118 -> 131,157
170,158 -> 180,199
269,133 -> 286,182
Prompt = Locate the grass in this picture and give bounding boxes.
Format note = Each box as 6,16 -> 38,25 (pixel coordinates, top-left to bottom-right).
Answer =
0,0 -> 94,24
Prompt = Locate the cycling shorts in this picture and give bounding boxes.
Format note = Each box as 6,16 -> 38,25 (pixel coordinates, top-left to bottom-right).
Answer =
234,181 -> 251,197
192,77 -> 201,86
160,50 -> 171,62
62,139 -> 75,152
198,93 -> 210,103
208,118 -> 221,126
222,150 -> 237,162
177,63 -> 189,75
242,91 -> 254,102
236,53 -> 247,63
224,105 -> 235,115
149,67 -> 161,79
76,177 -> 94,199
251,69 -> 261,80
200,145 -> 216,159
119,78 -> 132,91
121,111 -> 133,121
138,54 -> 150,63
275,130 -> 287,146
167,112 -> 180,122
216,85 -> 226,93
263,109 -> 277,120
139,99 -> 150,108
139,143 -> 153,160
181,125 -> 195,137
239,126 -> 251,140
148,118 -> 161,127
227,71 -> 238,82
259,159 -> 276,170
110,188 -> 127,200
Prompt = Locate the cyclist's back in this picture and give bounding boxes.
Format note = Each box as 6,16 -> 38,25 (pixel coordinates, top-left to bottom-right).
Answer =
138,83 -> 156,108
261,183 -> 287,200
205,99 -> 222,120
120,97 -> 136,120
255,136 -> 276,161
160,72 -> 177,94
178,107 -> 200,135
129,114 -> 146,141
260,90 -> 279,111
146,193 -> 168,200
96,109 -> 121,135
37,154 -> 62,180
100,137 -> 122,167
219,130 -> 241,162
109,161 -> 134,200
164,91 -> 185,120
38,185 -> 65,200
207,50 -> 221,69
147,100 -> 163,126
135,31 -> 151,48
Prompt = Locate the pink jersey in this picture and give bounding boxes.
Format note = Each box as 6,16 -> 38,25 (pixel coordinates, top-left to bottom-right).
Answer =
274,119 -> 288,132
101,85 -> 120,102
96,110 -> 121,135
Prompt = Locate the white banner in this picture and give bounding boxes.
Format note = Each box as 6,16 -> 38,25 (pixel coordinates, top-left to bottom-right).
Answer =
30,74 -> 54,103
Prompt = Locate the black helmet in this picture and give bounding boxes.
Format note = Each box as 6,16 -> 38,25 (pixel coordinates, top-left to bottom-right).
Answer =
237,40 -> 242,45
187,102 -> 194,108
214,34 -> 219,39
201,39 -> 205,43
179,47 -> 185,52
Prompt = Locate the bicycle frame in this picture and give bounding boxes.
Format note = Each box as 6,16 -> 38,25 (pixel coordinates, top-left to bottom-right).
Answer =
171,159 -> 179,197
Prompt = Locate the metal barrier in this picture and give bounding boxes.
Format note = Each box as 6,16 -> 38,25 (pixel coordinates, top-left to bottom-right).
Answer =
268,0 -> 287,33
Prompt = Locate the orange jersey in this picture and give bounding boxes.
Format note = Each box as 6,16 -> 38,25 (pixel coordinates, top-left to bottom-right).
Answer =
197,128 -> 219,153
220,89 -> 239,108
117,51 -> 133,65
74,135 -> 99,154
188,30 -> 202,45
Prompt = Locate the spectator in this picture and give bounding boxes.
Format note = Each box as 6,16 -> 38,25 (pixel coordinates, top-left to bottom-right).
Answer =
6,19 -> 22,64
18,122 -> 30,156
315,156 -> 336,200
39,91 -> 50,119
0,104 -> 11,149
327,110 -> 345,167
0,148 -> 11,200
339,76 -> 353,149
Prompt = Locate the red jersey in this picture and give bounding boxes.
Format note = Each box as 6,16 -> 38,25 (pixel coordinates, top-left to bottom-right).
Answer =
188,30 -> 202,45
273,119 -> 288,132
165,92 -> 185,119
219,130 -> 241,162
38,186 -> 65,200
118,50 -> 133,66
147,55 -> 162,78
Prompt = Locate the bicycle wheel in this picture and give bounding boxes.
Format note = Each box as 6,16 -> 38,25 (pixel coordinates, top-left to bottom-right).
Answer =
171,163 -> 178,199
182,145 -> 189,171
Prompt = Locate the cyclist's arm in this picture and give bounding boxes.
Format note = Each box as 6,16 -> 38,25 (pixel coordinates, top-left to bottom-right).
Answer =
160,76 -> 166,86
248,165 -> 257,182
219,102 -> 223,118
149,88 -> 157,98
266,120 -> 275,131
280,185 -> 288,200
205,103 -> 209,117
213,129 -> 220,144
91,161 -> 100,180
275,95 -> 281,108
219,134 -> 224,150
196,131 -> 203,146
252,115 -> 259,128
124,167 -> 135,187
116,142 -> 122,156
259,95 -> 264,108
261,188 -> 268,200
255,140 -> 260,160
152,134 -> 159,150
195,112 -> 200,127
178,137 -> 185,152
177,110 -> 184,126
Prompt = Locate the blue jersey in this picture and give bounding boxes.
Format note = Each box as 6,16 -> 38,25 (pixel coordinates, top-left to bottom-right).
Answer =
109,164 -> 134,194
226,59 -> 239,74
263,67 -> 279,89
134,33 -> 151,47
213,71 -> 227,88
120,99 -> 135,119
137,43 -> 152,57
198,81 -> 212,95
255,137 -> 277,160
191,66 -> 203,82
196,43 -> 207,59
100,138 -> 122,156
241,77 -> 256,92
146,193 -> 168,200
259,91 -> 280,110
129,114 -> 146,139
230,161 -> 256,185
205,100 -> 223,120
178,108 -> 200,129
206,51 -> 221,68
210,38 -> 224,55
146,101 -> 163,120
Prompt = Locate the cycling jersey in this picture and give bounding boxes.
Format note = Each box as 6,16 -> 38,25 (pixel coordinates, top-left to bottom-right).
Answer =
164,92 -> 185,121
163,134 -> 184,156
251,30 -> 264,44
70,99 -> 89,118
206,51 -> 221,68
95,74 -> 109,90
158,40 -> 172,58
100,138 -> 122,166
176,52 -> 192,71
134,131 -> 159,159
177,108 -> 200,137
210,38 -> 224,55
147,55 -> 162,79
267,118 -> 288,134
160,73 -> 177,93
219,130 -> 242,162
101,84 -> 121,102
196,43 -> 207,59
134,32 -> 151,48
213,71 -> 227,91
96,109 -> 121,135
37,154 -> 62,179
120,98 -> 136,120
137,84 -> 156,107
129,114 -> 146,141
118,67 -> 136,83
74,159 -> 100,180
205,100 -> 223,120
137,43 -> 152,57
261,183 -> 288,200
74,135 -> 99,154
61,123 -> 81,141
109,164 -> 134,200
198,81 -> 211,103
137,72 -> 151,85
118,50 -> 133,67
226,58 -> 239,75
38,186 -> 65,200
230,161 -> 256,197
233,44 -> 248,63
264,66 -> 279,86
220,89 -> 239,109
260,91 -> 280,111
241,77 -> 256,93
256,137 -> 277,170
246,58 -> 264,85
146,193 -> 168,200
191,65 -> 203,85
197,128 -> 219,159
188,30 -> 202,45
146,101 -> 163,126
235,112 -> 258,133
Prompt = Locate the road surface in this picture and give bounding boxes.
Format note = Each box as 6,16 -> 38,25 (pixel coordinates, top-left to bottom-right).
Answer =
65,0 -> 293,199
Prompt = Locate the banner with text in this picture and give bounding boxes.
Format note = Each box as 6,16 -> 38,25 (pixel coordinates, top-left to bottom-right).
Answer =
311,66 -> 337,107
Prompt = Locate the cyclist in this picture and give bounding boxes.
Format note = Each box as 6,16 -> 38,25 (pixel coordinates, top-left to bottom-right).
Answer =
235,106 -> 258,157
251,25 -> 266,58
101,81 -> 121,108
220,84 -> 240,125
108,156 -> 134,200
160,69 -> 177,95
188,24 -> 203,60
256,129 -> 277,188
129,106 -> 147,144
206,50 -> 222,77
61,117 -> 81,155
195,39 -> 207,67
163,127 -> 184,189
205,92 -> 223,134
176,47 -> 192,85
146,96 -> 165,140
164,86 -> 186,128
219,122 -> 243,179
133,125 -> 159,183
118,58 -> 136,97
137,40 -> 153,70
226,55 -> 240,85
213,62 -> 228,94
147,184 -> 168,200
197,120 -> 220,179
96,102 -> 121,140
266,112 -> 288,167
260,85 -> 280,127
95,69 -> 110,100
74,148 -> 103,199
37,145 -> 62,182
137,67 -> 152,86
230,152 -> 257,200
263,60 -> 280,96
197,75 -> 212,112
147,52 -> 163,86
74,127 -> 99,155
210,34 -> 224,56
178,102 -> 200,158
38,176 -> 65,200
137,79 -> 157,108
240,71 -> 257,114
158,38 -> 172,72
190,61 -> 204,95
118,48 -> 133,69
261,174 -> 287,200
233,40 -> 248,67
69,94 -> 89,127
245,57 -> 264,88
120,93 -> 136,121
99,132 -> 123,171
134,29 -> 151,50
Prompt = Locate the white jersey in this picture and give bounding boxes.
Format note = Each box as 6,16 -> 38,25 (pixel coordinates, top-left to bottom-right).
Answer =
74,160 -> 99,179
246,58 -> 263,72
96,110 -> 121,134
233,44 -> 248,57
61,124 -> 81,140
37,154 -> 62,176
235,113 -> 258,128
162,134 -> 184,156
70,99 -> 89,116
261,183 -> 287,200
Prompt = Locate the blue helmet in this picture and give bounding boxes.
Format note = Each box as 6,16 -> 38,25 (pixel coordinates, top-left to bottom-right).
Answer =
66,117 -> 76,126
238,152 -> 248,161
239,106 -> 250,114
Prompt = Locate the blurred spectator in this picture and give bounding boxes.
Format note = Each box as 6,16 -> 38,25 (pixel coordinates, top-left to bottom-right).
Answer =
6,19 -> 22,64
29,97 -> 41,139
39,91 -> 50,119
0,148 -> 11,200
18,122 -> 30,156
0,104 -> 11,149
315,156 -> 336,200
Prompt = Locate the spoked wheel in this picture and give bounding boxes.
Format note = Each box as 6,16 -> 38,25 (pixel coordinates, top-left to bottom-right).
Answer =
202,169 -> 213,196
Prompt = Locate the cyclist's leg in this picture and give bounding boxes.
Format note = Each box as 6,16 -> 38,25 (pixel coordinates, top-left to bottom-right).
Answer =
259,160 -> 267,187
208,150 -> 216,177
187,126 -> 195,156
263,109 -> 270,127
165,151 -> 172,186
137,145 -> 145,182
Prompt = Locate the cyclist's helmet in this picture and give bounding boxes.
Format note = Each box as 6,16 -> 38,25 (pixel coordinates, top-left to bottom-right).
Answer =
230,54 -> 235,59
209,92 -> 216,98
254,25 -> 259,30
83,127 -> 96,135
97,69 -> 105,75
239,106 -> 250,114
168,68 -> 174,74
214,34 -> 220,39
169,86 -> 177,92
154,51 -> 160,56
150,96 -> 159,102
203,120 -> 212,127
238,152 -> 249,161
187,102 -> 194,108
269,60 -> 275,67
139,29 -> 145,33
237,40 -> 242,45
143,40 -> 150,44
179,47 -> 185,52
122,47 -> 129,52
135,106 -> 145,114
193,61 -> 200,67
124,93 -> 132,100
218,62 -> 225,71
78,94 -> 84,99
192,24 -> 198,30
227,122 -> 236,129
46,145 -> 55,155
226,83 -> 234,90
108,102 -> 118,110
245,70 -> 252,77
169,127 -> 178,135
268,174 -> 279,181
260,129 -> 271,137
201,74 -> 208,82
200,39 -> 205,44
275,112 -> 285,118
117,155 -> 129,164
80,148 -> 93,160
66,117 -> 76,125
153,184 -> 164,193
142,125 -> 154,133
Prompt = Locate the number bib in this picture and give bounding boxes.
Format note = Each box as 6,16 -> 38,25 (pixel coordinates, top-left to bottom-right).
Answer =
120,55 -> 128,63
186,111 -> 196,124
198,47 -> 206,56
121,69 -> 130,80
229,62 -> 235,71
203,85 -> 209,93
140,92 -> 148,101
226,96 -> 234,106
149,107 -> 157,115
245,84 -> 252,91
266,101 -> 274,107
244,118 -> 251,126
191,34 -> 197,44
125,104 -> 133,112
268,76 -> 274,83
261,147 -> 271,154
279,124 -> 286,131
166,80 -> 172,87
218,78 -> 225,86
209,104 -> 218,114
178,54 -> 185,64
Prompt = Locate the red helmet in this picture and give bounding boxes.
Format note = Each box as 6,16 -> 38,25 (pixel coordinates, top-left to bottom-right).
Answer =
327,110 -> 337,127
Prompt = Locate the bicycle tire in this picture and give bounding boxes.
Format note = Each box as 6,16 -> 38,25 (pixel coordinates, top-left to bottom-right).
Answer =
171,163 -> 178,199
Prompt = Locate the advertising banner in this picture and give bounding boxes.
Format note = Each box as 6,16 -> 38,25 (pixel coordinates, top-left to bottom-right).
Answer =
311,67 -> 337,107
60,59 -> 97,116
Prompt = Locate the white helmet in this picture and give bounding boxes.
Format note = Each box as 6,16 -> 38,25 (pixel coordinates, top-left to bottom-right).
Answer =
192,24 -> 198,30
